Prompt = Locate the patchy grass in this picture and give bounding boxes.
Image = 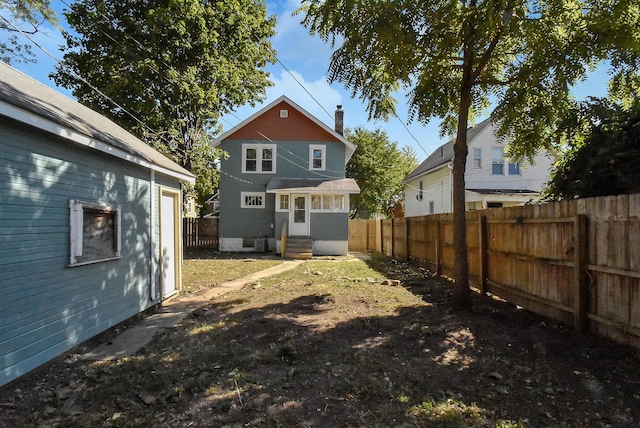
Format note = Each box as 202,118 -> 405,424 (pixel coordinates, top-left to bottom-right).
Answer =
181,250 -> 282,294
2,253 -> 640,427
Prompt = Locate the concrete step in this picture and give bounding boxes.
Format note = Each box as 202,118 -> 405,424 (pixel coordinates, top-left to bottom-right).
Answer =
285,236 -> 313,259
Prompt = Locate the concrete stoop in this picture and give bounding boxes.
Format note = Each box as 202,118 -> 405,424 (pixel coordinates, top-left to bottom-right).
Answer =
285,236 -> 313,260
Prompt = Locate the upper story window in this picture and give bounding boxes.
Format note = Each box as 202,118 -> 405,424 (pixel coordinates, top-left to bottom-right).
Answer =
492,148 -> 504,175
309,144 -> 326,171
473,148 -> 482,169
508,162 -> 520,175
242,144 -> 276,173
492,147 -> 520,175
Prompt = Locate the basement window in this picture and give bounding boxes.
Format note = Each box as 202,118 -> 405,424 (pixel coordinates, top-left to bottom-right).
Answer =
69,199 -> 121,266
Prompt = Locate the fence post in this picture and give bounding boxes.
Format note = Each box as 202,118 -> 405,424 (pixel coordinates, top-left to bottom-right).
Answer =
574,214 -> 589,331
391,218 -> 396,259
404,218 -> 410,262
479,215 -> 488,294
435,219 -> 441,275
376,219 -> 382,253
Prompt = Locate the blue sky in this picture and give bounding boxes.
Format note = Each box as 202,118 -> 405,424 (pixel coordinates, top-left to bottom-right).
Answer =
2,0 -> 610,161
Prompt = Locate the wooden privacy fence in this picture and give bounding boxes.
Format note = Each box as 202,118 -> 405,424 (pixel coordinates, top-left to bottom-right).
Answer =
183,217 -> 219,249
348,194 -> 640,348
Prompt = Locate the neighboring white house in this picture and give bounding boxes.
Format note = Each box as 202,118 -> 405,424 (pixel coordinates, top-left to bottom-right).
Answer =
403,118 -> 554,216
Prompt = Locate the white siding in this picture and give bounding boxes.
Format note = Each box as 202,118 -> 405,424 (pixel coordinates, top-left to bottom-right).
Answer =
404,121 -> 554,216
404,165 -> 451,217
465,125 -> 553,192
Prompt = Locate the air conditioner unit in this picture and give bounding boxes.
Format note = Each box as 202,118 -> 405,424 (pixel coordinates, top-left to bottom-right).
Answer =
254,237 -> 267,252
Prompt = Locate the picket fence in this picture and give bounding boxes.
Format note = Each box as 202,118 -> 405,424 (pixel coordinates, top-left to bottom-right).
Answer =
349,194 -> 640,348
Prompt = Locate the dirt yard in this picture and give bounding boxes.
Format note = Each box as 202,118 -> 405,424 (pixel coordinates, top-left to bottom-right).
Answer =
1,253 -> 640,427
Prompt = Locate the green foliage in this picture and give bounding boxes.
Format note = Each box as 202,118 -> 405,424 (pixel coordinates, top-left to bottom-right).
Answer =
345,127 -> 418,218
544,98 -> 640,200
0,0 -> 58,64
299,0 -> 639,156
52,0 -> 276,208
298,0 -> 640,307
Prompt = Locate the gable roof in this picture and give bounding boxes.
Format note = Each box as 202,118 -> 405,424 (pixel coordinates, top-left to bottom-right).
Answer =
403,118 -> 493,183
212,95 -> 356,164
0,62 -> 194,183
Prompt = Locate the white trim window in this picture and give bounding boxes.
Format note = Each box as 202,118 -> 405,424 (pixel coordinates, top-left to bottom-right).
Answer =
310,194 -> 349,212
473,148 -> 482,169
277,194 -> 289,212
241,192 -> 265,208
492,147 -> 520,175
242,143 -> 276,173
492,147 -> 504,175
309,144 -> 326,171
508,162 -> 521,175
69,199 -> 121,266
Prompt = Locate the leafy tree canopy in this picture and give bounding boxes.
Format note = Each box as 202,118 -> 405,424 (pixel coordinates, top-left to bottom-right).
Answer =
52,0 -> 276,208
346,127 -> 418,219
298,0 -> 640,309
544,97 -> 640,200
0,0 -> 58,64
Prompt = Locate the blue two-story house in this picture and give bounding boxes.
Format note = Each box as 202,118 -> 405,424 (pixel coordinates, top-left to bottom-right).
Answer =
212,96 -> 359,257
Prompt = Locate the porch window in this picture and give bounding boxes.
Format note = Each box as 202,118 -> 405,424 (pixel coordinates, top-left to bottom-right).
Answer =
322,195 -> 333,210
69,199 -> 121,266
309,144 -> 326,170
310,194 -> 349,212
242,144 -> 276,173
278,194 -> 289,211
241,192 -> 265,208
311,194 -> 321,210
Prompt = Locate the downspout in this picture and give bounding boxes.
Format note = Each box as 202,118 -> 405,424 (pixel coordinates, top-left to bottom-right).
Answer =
448,162 -> 454,212
149,170 -> 157,301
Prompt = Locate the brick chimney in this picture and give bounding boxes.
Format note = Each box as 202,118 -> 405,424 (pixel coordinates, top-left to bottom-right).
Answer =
335,105 -> 344,135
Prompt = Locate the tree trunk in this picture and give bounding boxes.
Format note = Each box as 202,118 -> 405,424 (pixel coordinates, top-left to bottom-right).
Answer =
451,38 -> 475,311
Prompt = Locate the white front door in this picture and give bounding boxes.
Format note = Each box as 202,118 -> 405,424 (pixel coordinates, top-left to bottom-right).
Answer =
289,194 -> 309,236
160,191 -> 179,297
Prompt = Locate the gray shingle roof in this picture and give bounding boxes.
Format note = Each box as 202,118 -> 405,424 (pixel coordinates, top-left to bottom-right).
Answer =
265,178 -> 360,193
403,117 -> 493,183
0,62 -> 194,181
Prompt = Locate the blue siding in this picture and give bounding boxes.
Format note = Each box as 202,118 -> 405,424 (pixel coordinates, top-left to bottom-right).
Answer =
310,212 -> 349,239
0,120 -> 173,386
219,138 -> 347,240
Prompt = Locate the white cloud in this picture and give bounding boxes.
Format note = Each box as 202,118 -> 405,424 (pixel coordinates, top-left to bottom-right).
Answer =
268,0 -> 334,79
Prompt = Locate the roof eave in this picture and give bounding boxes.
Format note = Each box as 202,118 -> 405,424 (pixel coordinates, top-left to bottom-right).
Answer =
402,161 -> 452,184
0,100 -> 195,183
